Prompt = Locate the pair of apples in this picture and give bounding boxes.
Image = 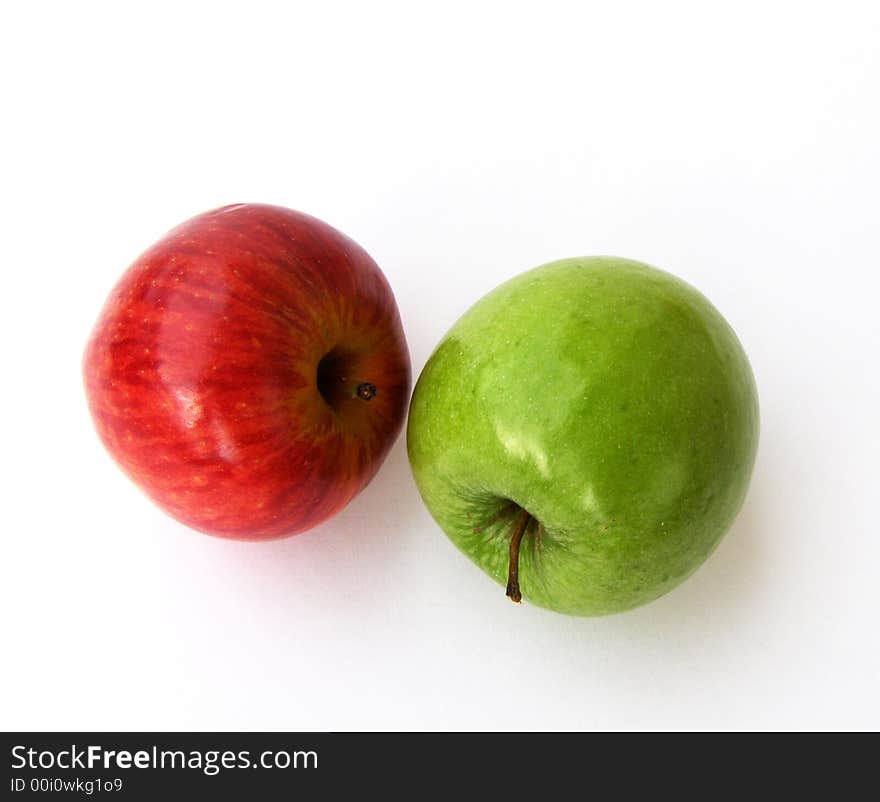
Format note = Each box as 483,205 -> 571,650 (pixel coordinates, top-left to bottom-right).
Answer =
83,204 -> 758,616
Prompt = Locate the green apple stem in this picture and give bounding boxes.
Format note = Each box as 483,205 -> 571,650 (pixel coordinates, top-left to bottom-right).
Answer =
505,508 -> 532,604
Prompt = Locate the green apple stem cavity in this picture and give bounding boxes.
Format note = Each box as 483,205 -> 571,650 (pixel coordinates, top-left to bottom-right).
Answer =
505,507 -> 533,603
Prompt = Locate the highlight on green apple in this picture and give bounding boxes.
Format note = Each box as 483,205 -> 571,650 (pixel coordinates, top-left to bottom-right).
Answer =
406,257 -> 759,616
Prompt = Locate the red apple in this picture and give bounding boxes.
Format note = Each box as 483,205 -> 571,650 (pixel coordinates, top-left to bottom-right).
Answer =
83,203 -> 411,540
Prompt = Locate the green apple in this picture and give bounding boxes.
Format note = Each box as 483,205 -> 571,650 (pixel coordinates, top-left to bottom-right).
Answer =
407,257 -> 759,616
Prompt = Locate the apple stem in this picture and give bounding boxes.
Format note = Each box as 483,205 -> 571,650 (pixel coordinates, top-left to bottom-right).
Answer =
355,382 -> 376,401
505,507 -> 532,604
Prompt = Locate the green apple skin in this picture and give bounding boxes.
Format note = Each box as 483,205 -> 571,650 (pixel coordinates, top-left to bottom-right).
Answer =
407,257 -> 759,616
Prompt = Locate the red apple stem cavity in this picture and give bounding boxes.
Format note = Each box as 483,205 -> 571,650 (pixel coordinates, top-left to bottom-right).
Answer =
506,507 -> 532,604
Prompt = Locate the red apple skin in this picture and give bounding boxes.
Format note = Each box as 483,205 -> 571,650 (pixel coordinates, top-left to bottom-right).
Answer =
83,204 -> 411,540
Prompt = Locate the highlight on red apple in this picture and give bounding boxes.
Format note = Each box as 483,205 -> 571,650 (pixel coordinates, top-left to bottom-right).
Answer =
83,203 -> 411,540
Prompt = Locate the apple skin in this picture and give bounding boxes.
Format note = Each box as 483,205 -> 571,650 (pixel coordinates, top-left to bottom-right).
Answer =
83,203 -> 410,540
407,257 -> 758,616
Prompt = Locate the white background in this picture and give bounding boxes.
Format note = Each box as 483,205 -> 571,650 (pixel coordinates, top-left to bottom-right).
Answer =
2,1 -> 878,731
